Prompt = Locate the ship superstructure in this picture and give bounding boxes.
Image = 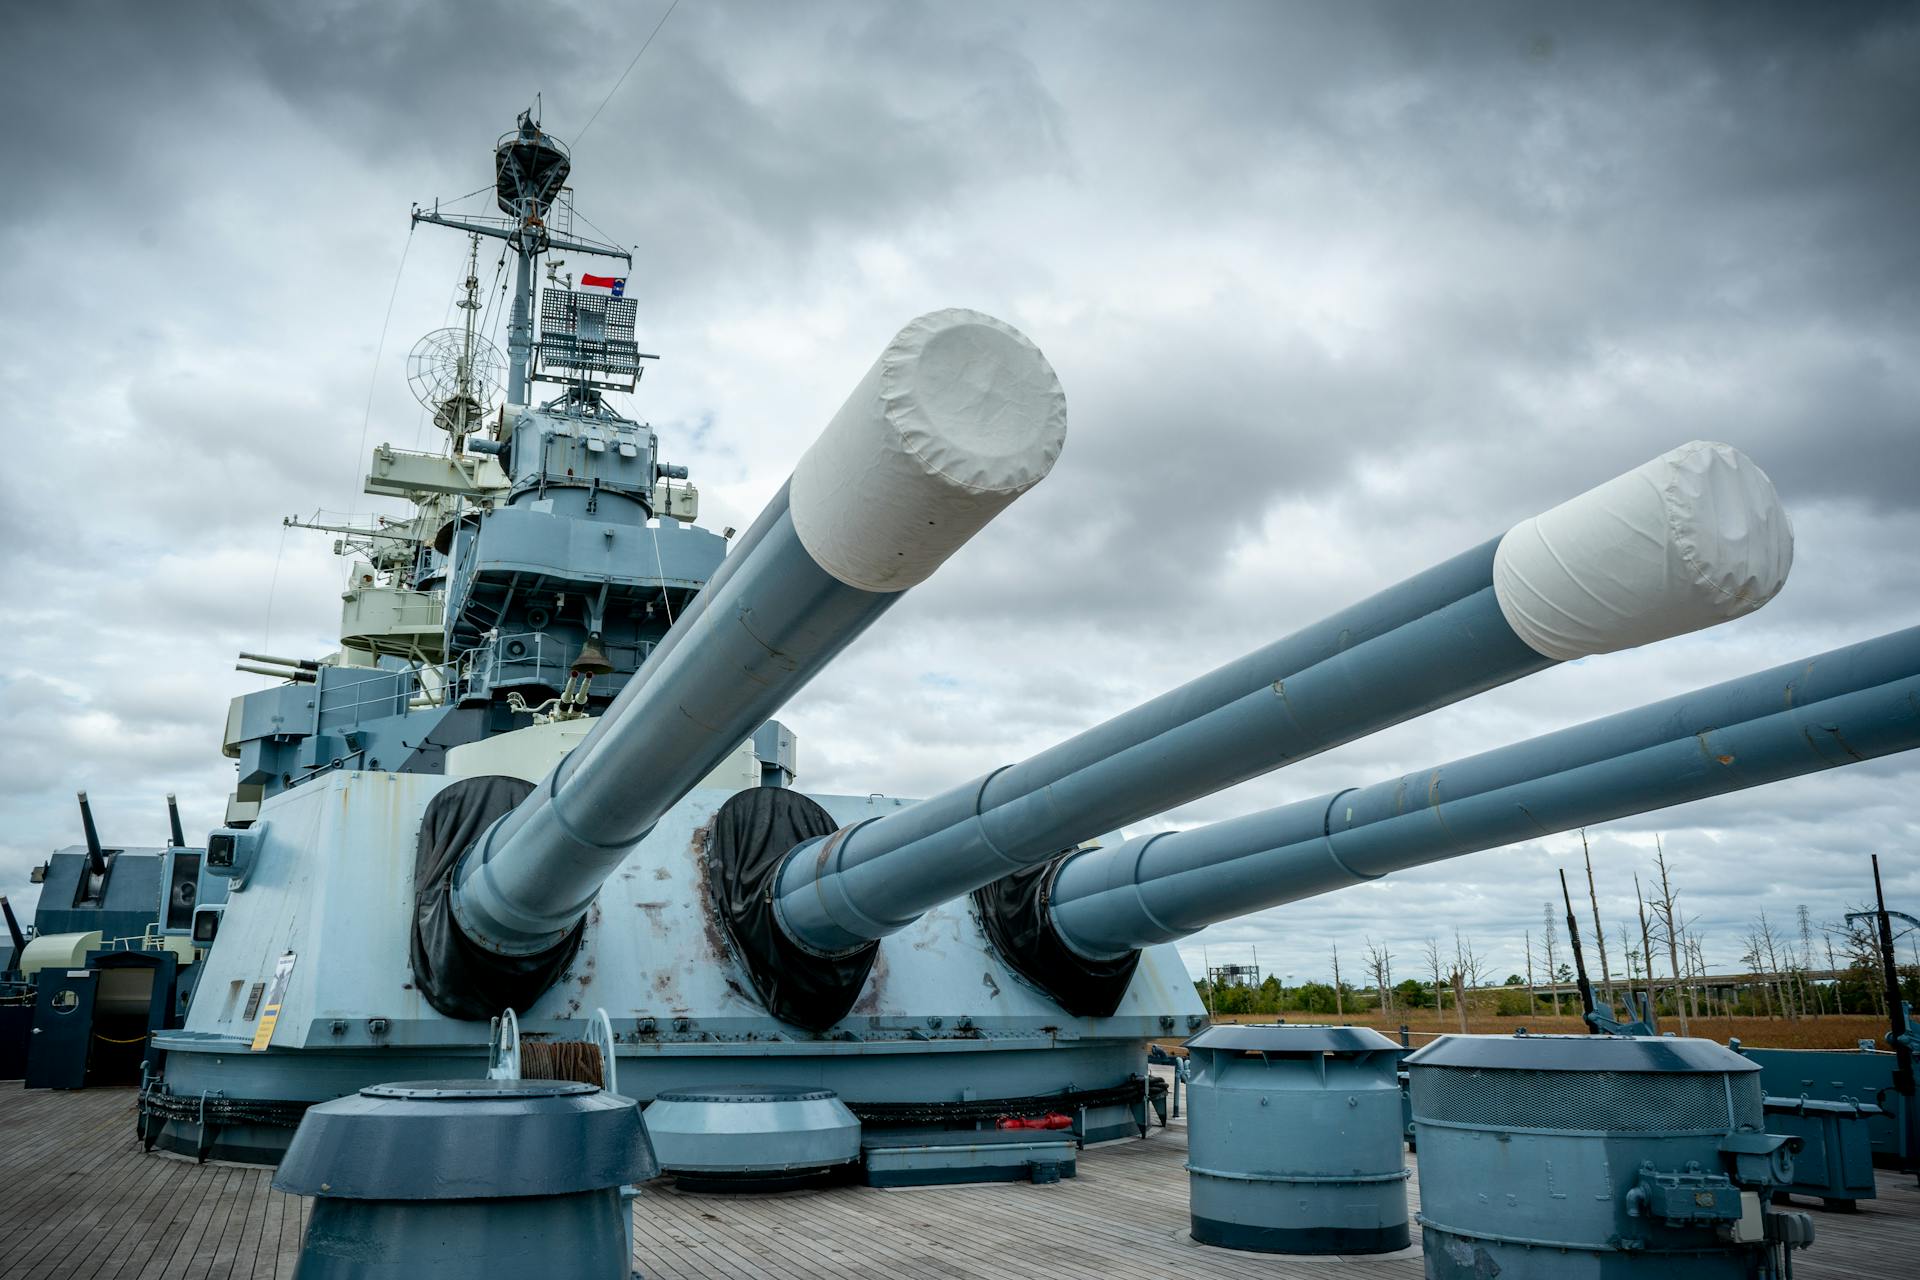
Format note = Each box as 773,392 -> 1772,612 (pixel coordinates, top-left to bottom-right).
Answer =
220,111 -> 734,828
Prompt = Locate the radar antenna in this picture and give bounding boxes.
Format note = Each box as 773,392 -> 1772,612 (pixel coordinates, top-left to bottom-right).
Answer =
406,237 -> 505,449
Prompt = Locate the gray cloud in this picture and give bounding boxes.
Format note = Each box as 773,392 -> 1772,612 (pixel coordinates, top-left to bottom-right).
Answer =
3,1 -> 1915,987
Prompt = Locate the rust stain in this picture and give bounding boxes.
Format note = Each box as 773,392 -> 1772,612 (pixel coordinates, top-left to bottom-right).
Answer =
848,946 -> 888,1016
981,971 -> 1001,1000
692,832 -> 735,966
1717,754 -> 1736,766
653,866 -> 672,880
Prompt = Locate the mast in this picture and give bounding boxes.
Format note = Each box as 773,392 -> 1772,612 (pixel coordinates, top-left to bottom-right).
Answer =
453,235 -> 481,448
410,108 -> 630,407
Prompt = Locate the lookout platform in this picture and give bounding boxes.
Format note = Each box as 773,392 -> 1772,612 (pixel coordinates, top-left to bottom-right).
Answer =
2,1081 -> 1914,1279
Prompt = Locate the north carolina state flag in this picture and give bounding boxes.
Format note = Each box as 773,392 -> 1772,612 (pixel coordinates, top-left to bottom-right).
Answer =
581,274 -> 627,298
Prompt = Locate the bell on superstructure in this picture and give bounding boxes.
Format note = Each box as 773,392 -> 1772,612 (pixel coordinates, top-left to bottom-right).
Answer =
569,636 -> 615,678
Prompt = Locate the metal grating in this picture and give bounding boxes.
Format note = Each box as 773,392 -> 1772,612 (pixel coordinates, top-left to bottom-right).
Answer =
1410,1066 -> 1763,1134
533,288 -> 645,390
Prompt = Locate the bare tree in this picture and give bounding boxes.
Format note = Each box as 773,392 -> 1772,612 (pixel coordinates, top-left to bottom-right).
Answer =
1364,937 -> 1393,1015
1686,934 -> 1712,1019
1452,930 -> 1486,1033
1582,831 -> 1617,1009
1833,909 -> 1887,1016
1824,929 -> 1845,1017
1635,873 -> 1660,1028
1331,942 -> 1345,1017
1541,902 -> 1564,1016
1757,911 -> 1796,1021
1616,917 -> 1636,1014
1524,930 -> 1537,1017
1743,911 -> 1800,1020
1422,935 -> 1447,1025
1454,930 -> 1486,996
1651,838 -> 1690,1034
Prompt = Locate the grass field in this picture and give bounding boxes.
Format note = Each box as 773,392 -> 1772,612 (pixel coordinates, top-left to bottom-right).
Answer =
1179,1010 -> 1891,1051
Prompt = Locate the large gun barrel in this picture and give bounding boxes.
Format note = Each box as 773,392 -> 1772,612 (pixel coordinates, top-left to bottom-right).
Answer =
772,441 -> 1793,957
446,309 -> 1067,955
1047,625 -> 1920,959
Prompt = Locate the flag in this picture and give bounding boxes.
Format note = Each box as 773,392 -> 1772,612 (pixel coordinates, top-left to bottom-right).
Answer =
581,274 -> 627,298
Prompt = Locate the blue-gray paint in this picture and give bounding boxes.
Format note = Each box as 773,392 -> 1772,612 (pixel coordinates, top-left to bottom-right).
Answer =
773,538 -> 1551,956
1184,1023 -> 1409,1255
28,844 -> 227,947
1050,626 -> 1920,959
1738,1045 -> 1910,1166
642,1085 -> 861,1176
1409,1034 -> 1809,1278
1763,1095 -> 1881,1204
274,1077 -> 653,1280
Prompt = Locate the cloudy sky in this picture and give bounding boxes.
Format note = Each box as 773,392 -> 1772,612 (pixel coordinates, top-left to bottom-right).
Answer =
4,1 -> 1916,990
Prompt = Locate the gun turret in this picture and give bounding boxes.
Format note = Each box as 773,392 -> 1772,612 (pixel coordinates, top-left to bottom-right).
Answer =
1043,626 -> 1920,970
426,309 -> 1066,998
767,441 -> 1794,963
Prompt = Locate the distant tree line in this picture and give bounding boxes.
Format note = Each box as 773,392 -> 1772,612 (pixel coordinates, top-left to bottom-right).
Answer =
1192,835 -> 1919,1025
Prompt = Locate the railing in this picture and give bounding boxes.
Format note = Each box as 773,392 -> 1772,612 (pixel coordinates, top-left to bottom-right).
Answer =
307,631 -> 661,731
312,662 -> 459,728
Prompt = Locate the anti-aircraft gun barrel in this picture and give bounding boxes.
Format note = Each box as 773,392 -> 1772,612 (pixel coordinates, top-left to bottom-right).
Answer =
446,309 -> 1068,956
1,895 -> 25,956
237,651 -> 322,671
77,790 -> 108,876
166,793 -> 186,849
771,441 -> 1794,957
1046,626 -> 1920,959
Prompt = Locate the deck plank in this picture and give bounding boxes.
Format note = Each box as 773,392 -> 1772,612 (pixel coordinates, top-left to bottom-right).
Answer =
3,1082 -> 1915,1280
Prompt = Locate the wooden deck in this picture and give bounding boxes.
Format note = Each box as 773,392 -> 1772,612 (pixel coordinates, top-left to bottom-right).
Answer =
3,1081 -> 1915,1279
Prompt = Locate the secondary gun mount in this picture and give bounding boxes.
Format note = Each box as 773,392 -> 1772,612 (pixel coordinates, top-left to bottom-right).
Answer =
421,309 -> 1067,1014
755,442 -> 1793,1020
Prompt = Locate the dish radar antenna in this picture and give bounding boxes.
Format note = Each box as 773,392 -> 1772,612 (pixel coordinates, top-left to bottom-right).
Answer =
406,235 -> 506,452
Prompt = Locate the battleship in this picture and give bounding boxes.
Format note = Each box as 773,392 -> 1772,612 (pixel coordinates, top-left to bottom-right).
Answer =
5,109 -> 1920,1279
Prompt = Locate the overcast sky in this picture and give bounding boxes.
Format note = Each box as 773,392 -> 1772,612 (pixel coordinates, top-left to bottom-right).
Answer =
4,1 -> 1916,991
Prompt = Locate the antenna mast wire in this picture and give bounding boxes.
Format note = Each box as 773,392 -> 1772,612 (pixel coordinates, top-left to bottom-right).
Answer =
348,224 -> 417,519
574,0 -> 680,147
